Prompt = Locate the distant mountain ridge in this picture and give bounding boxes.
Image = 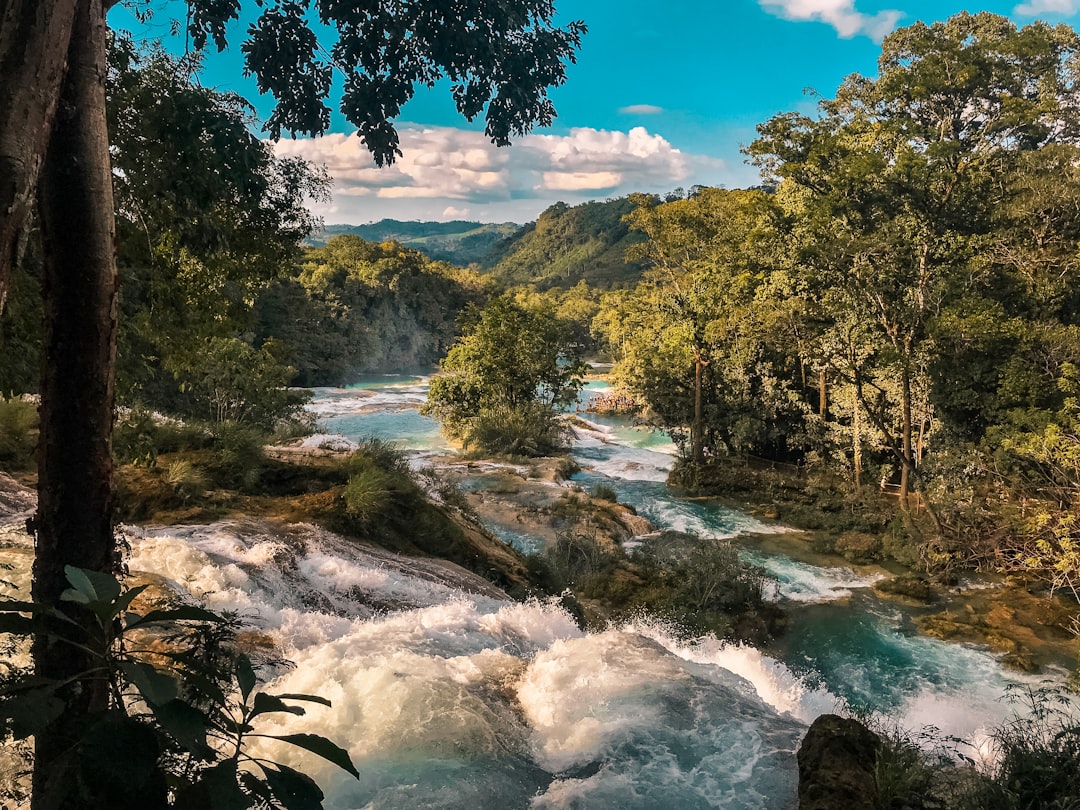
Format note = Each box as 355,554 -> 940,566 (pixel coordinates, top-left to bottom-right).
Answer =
308,219 -> 518,267
312,197 -> 649,290
482,198 -> 647,290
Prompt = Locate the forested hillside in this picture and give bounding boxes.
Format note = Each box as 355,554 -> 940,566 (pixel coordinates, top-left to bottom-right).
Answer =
483,197 -> 648,289
255,236 -> 495,384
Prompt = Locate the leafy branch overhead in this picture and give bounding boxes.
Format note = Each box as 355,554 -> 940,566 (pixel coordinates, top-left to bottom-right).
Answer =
188,0 -> 587,162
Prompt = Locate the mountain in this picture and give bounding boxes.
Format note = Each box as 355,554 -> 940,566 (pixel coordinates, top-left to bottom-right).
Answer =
483,198 -> 647,290
308,220 -> 518,266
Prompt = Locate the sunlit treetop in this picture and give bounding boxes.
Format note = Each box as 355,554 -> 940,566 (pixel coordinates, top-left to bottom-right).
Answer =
184,0 -> 585,165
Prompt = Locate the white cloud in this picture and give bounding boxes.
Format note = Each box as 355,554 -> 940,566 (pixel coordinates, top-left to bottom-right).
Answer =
759,0 -> 903,40
272,125 -> 728,223
619,104 -> 664,115
1014,0 -> 1080,14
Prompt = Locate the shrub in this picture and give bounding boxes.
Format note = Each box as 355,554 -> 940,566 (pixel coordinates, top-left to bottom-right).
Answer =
545,526 -> 617,586
463,402 -> 571,457
592,484 -> 618,502
163,459 -> 209,503
209,422 -> 267,491
343,467 -> 397,523
0,398 -> 36,471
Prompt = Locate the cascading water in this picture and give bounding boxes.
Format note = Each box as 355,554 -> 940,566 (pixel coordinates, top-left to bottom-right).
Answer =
0,376 -> 1066,809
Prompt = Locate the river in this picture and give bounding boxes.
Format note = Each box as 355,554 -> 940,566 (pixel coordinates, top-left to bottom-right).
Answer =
1,376 -> 1063,809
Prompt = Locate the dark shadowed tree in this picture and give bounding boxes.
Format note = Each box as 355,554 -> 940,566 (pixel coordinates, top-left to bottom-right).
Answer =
0,1 -> 583,806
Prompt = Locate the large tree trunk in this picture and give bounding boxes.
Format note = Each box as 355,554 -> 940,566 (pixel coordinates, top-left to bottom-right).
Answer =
31,0 -> 119,804
0,0 -> 80,314
691,348 -> 708,464
898,365 -> 914,510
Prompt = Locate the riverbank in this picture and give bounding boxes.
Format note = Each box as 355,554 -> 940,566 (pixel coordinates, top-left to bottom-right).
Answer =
678,459 -> 1080,677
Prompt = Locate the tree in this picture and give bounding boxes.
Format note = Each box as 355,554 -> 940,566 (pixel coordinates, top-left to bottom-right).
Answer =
749,12 -> 1080,507
595,188 -> 798,462
423,295 -> 588,456
0,2 -> 584,805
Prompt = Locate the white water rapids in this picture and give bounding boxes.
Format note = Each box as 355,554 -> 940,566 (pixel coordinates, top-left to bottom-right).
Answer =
0,376 -> 1067,808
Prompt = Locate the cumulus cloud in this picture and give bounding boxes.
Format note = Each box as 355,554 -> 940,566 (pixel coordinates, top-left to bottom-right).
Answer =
272,124 -> 727,223
619,104 -> 664,115
759,0 -> 903,40
1014,0 -> 1080,13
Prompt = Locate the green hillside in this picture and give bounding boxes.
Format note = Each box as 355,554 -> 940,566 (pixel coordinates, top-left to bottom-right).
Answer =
309,219 -> 518,266
484,198 -> 647,290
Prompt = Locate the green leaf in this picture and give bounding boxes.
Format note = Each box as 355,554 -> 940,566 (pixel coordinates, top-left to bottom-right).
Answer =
268,733 -> 359,779
113,583 -> 149,615
121,660 -> 179,706
259,762 -> 324,810
251,691 -> 306,719
0,684 -> 64,738
127,605 -> 228,627
78,713 -> 161,798
152,698 -> 213,758
271,693 -> 332,708
238,770 -> 276,806
62,566 -> 122,605
174,760 -> 253,810
236,653 -> 257,703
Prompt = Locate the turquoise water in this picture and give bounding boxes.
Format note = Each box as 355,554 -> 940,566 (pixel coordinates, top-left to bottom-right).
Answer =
307,380 -> 1061,761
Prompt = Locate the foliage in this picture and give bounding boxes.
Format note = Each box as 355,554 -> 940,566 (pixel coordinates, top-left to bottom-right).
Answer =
108,39 -> 328,414
423,295 -> 587,456
0,566 -> 357,808
632,531 -> 777,616
164,337 -> 310,430
852,686 -> 1080,810
463,402 -> 573,457
255,236 -> 495,384
0,398 -> 36,471
486,198 -> 648,290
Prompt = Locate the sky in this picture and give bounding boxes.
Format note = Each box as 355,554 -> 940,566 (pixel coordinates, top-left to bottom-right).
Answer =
109,0 -> 1080,225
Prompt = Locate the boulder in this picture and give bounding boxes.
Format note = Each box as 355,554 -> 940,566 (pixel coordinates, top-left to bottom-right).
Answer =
798,714 -> 881,810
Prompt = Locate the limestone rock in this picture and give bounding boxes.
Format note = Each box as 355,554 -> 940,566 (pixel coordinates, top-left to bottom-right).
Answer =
797,713 -> 881,810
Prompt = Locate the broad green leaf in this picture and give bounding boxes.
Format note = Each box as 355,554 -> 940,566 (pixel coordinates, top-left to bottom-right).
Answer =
121,660 -> 179,706
78,714 -> 160,797
153,698 -> 213,758
128,605 -> 228,627
0,685 -> 64,738
251,691 -> 305,719
62,566 -> 121,604
238,770 -> 276,806
113,583 -> 149,615
236,653 -> 257,703
259,762 -> 324,810
269,733 -> 359,778
271,693 -> 332,708
174,760 -> 252,810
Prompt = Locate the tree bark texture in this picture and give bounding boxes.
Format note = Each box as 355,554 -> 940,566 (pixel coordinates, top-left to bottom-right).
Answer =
31,0 -> 119,804
0,0 -> 80,314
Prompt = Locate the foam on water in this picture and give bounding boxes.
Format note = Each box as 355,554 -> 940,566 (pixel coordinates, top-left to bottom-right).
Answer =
120,518 -> 809,808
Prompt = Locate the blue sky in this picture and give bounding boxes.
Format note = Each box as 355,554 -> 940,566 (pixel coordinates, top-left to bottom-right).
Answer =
110,0 -> 1080,224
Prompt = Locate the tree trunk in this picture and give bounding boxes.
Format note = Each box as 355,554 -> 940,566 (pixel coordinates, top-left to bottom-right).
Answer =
0,0 -> 79,313
31,0 -> 119,804
852,390 -> 862,491
691,348 -> 708,464
818,368 -> 827,419
898,366 -> 913,510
